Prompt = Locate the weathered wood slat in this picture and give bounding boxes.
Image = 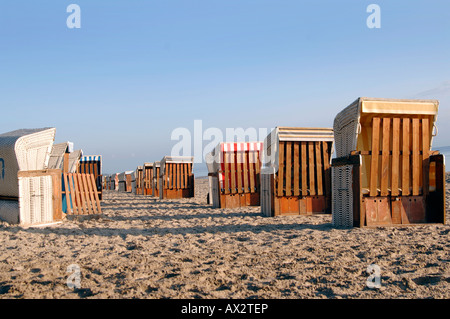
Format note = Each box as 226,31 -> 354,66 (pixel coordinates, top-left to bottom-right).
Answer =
380,118 -> 391,196
391,118 -> 400,196
249,150 -> 255,192
177,163 -> 181,189
412,118 -> 420,196
402,118 -> 410,196
90,174 -> 102,214
230,150 -> 237,194
422,118 -> 430,196
301,142 -> 308,196
278,142 -> 285,196
86,173 -> 97,214
308,142 -> 316,196
315,141 -> 323,196
81,174 -> 94,215
285,142 -> 292,196
237,148 -> 243,194
293,142 -> 300,196
224,151 -> 230,194
243,151 -> 249,193
76,174 -> 87,215
370,117 -> 381,196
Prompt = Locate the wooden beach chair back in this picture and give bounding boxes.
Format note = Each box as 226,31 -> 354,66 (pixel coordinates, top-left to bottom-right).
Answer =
206,142 -> 263,209
261,127 -> 334,216
159,156 -> 194,199
135,166 -> 144,195
63,172 -> 102,218
78,155 -> 102,200
142,163 -> 154,195
332,97 -> 445,227
152,162 -> 160,197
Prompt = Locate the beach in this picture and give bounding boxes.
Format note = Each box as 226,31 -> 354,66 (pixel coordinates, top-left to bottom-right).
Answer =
0,177 -> 449,299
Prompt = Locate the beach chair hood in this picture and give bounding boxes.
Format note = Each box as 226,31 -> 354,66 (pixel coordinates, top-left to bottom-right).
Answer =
0,128 -> 56,197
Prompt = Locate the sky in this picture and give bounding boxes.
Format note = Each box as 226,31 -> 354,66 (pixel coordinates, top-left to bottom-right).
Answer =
1,1 -> 450,175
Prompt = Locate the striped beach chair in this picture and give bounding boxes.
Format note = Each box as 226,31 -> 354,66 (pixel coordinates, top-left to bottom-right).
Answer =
206,142 -> 263,209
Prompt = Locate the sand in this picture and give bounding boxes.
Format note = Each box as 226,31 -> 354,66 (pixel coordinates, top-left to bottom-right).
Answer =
0,177 -> 449,299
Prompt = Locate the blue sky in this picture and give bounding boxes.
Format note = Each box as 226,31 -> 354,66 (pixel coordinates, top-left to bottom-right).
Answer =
1,1 -> 450,175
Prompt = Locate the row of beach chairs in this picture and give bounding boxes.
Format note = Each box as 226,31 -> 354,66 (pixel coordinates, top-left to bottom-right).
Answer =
104,156 -> 195,200
206,97 -> 446,227
0,97 -> 446,228
104,97 -> 446,228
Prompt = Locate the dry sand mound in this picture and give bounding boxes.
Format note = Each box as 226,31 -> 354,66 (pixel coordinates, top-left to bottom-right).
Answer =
0,178 -> 449,299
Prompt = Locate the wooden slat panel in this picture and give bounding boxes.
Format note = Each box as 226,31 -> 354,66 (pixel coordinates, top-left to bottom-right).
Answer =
293,142 -> 300,196
170,163 -> 174,189
391,118 -> 400,196
90,174 -> 102,214
237,148 -> 243,194
72,174 -> 82,215
402,118 -> 411,195
81,174 -> 94,215
230,149 -> 237,194
155,167 -> 160,190
370,117 -> 381,196
422,118 -> 430,196
315,141 -> 323,196
185,163 -> 189,188
249,150 -> 255,192
277,142 -> 285,196
224,151 -> 230,194
177,163 -> 181,189
90,162 -> 94,176
173,164 -> 177,189
176,163 -> 180,188
180,163 -> 185,189
85,173 -> 97,214
412,118 -> 420,195
380,118 -> 391,196
71,174 -> 81,215
172,163 -> 179,189
243,150 -> 249,193
171,163 -> 175,189
308,142 -> 316,196
167,164 -> 170,189
76,174 -> 88,215
66,174 -> 75,215
285,142 -> 292,196
301,142 -> 308,196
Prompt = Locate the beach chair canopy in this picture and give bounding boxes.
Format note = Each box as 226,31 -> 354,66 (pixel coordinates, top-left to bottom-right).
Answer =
262,127 -> 334,174
160,156 -> 194,175
0,128 -> 56,197
206,142 -> 263,174
48,142 -> 73,170
79,155 -> 102,174
333,97 -> 439,193
333,97 -> 439,158
68,149 -> 83,173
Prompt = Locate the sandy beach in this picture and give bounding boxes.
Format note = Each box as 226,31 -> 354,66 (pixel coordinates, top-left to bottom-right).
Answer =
0,177 -> 448,299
